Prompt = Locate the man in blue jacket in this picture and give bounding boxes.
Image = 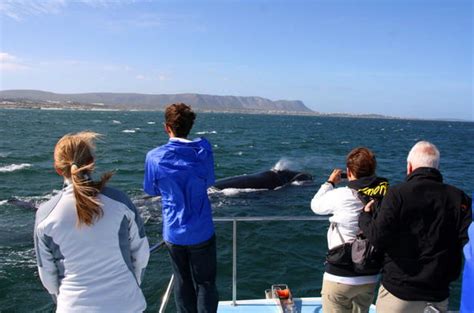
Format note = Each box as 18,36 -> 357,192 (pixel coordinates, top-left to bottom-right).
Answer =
144,103 -> 218,313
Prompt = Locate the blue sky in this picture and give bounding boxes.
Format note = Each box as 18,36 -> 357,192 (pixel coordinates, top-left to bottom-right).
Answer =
0,0 -> 472,120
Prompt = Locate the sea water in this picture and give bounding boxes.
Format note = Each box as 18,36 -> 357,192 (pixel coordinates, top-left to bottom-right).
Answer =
0,109 -> 472,312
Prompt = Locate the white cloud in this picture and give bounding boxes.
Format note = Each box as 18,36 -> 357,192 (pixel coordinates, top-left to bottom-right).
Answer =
103,12 -> 199,31
38,59 -> 134,73
104,13 -> 163,31
1,63 -> 30,71
78,0 -> 115,8
101,65 -> 133,73
136,74 -> 146,80
0,0 -> 131,21
0,52 -> 17,62
0,0 -> 66,21
159,74 -> 168,81
0,52 -> 30,71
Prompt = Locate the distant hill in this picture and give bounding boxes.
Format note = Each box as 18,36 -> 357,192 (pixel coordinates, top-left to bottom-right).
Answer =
0,90 -> 313,113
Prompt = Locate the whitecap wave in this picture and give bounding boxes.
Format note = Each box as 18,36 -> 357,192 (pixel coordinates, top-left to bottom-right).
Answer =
340,141 -> 350,144
0,152 -> 11,158
1,248 -> 37,268
0,163 -> 31,173
122,129 -> 136,133
17,189 -> 61,203
0,200 -> 8,206
147,122 -> 156,125
209,187 -> 267,196
112,120 -> 122,124
195,130 -> 217,135
222,188 -> 268,196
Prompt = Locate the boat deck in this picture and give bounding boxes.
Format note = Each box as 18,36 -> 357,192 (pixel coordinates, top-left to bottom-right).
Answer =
218,297 -> 376,313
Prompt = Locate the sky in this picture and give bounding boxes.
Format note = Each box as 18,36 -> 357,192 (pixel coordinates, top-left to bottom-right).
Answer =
0,0 -> 472,120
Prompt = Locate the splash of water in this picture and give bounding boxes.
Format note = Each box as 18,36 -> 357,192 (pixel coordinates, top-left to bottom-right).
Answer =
272,158 -> 297,171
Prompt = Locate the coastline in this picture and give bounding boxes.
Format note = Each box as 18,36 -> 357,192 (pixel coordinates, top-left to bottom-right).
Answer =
0,104 -> 471,123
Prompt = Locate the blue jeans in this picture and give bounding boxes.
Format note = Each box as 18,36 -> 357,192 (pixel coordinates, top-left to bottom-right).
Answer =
166,235 -> 219,313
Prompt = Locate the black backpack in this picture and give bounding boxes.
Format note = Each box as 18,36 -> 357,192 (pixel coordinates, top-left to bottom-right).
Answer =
350,191 -> 385,275
351,231 -> 383,274
325,222 -> 382,275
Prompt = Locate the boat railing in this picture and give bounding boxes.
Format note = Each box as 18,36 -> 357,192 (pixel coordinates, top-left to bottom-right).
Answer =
150,215 -> 328,312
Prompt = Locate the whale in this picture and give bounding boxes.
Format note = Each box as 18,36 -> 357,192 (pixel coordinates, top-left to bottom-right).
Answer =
7,198 -> 37,210
213,169 -> 313,190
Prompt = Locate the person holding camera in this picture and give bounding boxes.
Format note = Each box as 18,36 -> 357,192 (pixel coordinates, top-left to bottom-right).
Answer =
311,147 -> 388,313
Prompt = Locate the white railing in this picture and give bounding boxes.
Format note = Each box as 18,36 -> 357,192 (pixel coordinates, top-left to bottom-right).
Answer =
152,216 -> 328,312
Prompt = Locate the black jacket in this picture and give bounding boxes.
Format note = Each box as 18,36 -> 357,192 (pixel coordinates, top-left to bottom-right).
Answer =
359,167 -> 472,302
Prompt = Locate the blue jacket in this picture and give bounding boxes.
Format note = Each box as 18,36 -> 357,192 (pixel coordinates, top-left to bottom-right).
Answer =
144,137 -> 215,245
461,195 -> 474,313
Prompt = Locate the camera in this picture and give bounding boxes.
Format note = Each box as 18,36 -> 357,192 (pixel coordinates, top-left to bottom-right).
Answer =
340,172 -> 347,179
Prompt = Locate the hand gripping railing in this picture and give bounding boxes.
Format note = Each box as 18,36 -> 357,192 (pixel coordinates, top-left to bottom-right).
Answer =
151,215 -> 328,312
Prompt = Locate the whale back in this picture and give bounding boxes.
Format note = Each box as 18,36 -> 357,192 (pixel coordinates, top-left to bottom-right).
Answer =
214,171 -> 282,190
213,169 -> 313,190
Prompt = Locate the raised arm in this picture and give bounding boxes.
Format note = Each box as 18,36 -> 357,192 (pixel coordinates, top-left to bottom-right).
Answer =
311,169 -> 343,215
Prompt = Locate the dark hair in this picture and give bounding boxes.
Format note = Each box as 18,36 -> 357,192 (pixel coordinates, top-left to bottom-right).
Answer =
346,147 -> 376,179
165,103 -> 196,138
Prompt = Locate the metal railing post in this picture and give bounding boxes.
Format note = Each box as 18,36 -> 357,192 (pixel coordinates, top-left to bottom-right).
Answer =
151,216 -> 327,310
158,274 -> 175,313
232,219 -> 237,306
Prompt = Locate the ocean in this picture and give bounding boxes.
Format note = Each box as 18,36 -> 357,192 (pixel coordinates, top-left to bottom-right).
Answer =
0,108 -> 472,312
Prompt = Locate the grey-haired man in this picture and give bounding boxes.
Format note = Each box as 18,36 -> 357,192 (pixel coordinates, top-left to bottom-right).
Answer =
359,141 -> 471,313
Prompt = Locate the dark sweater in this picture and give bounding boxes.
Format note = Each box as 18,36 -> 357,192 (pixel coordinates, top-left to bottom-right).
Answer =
359,167 -> 472,301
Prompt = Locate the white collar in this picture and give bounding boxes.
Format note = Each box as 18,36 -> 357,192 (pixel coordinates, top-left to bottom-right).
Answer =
170,137 -> 192,143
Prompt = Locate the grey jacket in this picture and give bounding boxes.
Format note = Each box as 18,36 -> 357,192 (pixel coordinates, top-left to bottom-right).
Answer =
34,184 -> 149,313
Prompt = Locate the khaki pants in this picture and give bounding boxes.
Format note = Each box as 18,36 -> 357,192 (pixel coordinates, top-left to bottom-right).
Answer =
321,279 -> 377,313
376,285 -> 449,313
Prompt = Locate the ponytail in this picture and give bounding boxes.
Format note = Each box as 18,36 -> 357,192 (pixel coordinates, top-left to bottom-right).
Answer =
54,132 -> 113,226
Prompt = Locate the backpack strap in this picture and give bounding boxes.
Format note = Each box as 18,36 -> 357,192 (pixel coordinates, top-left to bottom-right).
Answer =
331,222 -> 345,244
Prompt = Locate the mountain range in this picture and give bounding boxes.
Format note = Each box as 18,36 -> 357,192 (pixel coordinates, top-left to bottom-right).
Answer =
0,90 -> 313,113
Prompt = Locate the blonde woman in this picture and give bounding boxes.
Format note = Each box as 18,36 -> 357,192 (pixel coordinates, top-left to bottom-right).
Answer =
34,132 -> 149,313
